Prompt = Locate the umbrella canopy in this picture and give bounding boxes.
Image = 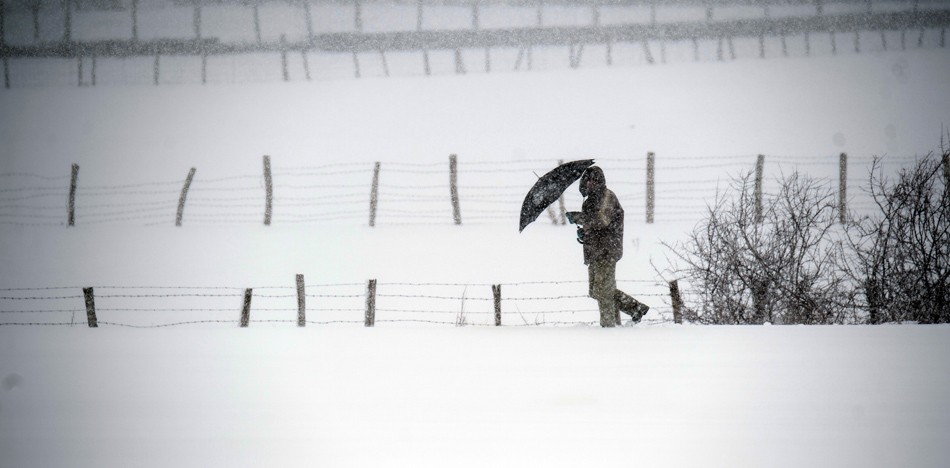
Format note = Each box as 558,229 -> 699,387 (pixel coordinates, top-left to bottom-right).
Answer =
519,159 -> 595,232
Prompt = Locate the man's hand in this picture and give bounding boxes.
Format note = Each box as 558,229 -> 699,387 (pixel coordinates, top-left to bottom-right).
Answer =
566,211 -> 584,225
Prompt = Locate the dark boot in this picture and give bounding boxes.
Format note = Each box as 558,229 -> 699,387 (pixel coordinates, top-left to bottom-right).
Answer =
615,290 -> 649,322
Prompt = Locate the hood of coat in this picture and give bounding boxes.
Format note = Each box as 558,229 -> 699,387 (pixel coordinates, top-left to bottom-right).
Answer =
579,166 -> 606,198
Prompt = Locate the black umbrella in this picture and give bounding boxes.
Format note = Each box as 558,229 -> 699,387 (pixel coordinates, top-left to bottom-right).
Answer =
519,159 -> 595,232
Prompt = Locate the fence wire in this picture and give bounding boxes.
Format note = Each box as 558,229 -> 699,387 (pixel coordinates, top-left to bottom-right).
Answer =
0,279 -> 675,328
0,153 -> 926,227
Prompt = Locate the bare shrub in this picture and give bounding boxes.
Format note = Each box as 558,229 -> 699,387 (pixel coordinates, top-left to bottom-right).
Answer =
667,170 -> 856,325
844,151 -> 950,324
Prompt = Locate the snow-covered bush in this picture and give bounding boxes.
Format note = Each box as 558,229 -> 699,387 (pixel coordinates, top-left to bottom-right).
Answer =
844,149 -> 950,324
666,170 -> 856,325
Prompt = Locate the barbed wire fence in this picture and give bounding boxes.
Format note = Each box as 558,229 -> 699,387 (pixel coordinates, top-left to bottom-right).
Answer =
1,0 -> 948,87
0,152 -> 926,227
0,277 -> 674,327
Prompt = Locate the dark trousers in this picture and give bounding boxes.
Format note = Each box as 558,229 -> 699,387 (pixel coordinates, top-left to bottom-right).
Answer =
589,260 -> 620,327
589,260 -> 647,327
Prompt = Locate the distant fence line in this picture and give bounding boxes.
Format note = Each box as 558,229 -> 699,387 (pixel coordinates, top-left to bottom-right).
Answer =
1,0 -> 949,86
0,152 -> 929,227
0,276 -> 675,327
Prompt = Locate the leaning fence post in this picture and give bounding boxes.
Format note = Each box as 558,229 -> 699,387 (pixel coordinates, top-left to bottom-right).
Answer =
82,287 -> 97,327
296,274 -> 306,327
449,154 -> 461,225
67,163 -> 79,226
755,154 -> 765,223
365,279 -> 377,327
263,155 -> 273,226
839,153 -> 847,224
176,167 -> 196,226
669,280 -> 683,324
492,284 -> 502,326
240,288 -> 252,327
369,162 -> 380,227
646,152 -> 655,224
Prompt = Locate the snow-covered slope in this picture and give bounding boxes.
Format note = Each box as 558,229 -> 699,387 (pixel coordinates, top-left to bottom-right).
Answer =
1,41 -> 950,468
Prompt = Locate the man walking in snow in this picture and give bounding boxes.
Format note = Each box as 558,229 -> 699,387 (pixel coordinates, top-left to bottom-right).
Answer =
568,166 -> 649,327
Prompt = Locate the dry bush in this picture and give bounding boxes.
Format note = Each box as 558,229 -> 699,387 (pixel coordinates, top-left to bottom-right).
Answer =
844,150 -> 950,324
667,170 -> 857,325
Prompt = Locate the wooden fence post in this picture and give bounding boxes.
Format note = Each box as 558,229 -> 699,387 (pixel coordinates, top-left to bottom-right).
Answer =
131,0 -> 138,41
646,152 -> 655,224
839,153 -> 847,224
253,4 -> 262,45
755,154 -> 764,223
0,0 -> 6,46
240,288 -> 252,327
280,34 -> 289,81
941,150 -> 949,191
296,274 -> 306,327
193,0 -> 201,39
369,162 -> 380,227
68,163 -> 79,227
176,167 -> 196,226
669,280 -> 683,324
753,278 -> 767,324
365,279 -> 376,327
63,0 -> 72,42
263,155 -> 273,225
449,154 -> 461,225
492,284 -> 501,326
82,287 -> 97,327
153,54 -> 160,85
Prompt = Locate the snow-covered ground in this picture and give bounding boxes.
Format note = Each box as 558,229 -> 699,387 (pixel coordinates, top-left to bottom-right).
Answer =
1,40 -> 950,466
2,325 -> 949,468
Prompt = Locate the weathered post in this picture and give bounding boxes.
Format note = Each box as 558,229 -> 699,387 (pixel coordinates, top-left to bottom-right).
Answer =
365,279 -> 377,327
755,154 -> 764,223
280,35 -> 289,81
68,163 -> 79,227
669,280 -> 683,324
63,0 -> 72,42
296,274 -> 306,327
492,284 -> 502,326
131,0 -> 138,41
82,287 -> 97,328
253,4 -> 262,45
153,54 -> 160,85
0,0 -> 6,46
449,154 -> 461,225
839,153 -> 847,224
753,278 -> 767,324
646,152 -> 655,224
263,155 -> 273,225
942,150 -> 949,189
303,1 -> 314,42
240,288 -> 252,327
192,0 -> 201,41
369,162 -> 380,227
176,167 -> 196,226
416,0 -> 423,30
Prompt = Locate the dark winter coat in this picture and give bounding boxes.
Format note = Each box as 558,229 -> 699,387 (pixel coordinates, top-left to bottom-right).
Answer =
578,167 -> 624,265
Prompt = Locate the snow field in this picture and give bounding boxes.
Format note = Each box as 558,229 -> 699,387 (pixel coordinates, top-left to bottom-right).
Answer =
1,324 -> 949,467
2,31 -> 950,468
